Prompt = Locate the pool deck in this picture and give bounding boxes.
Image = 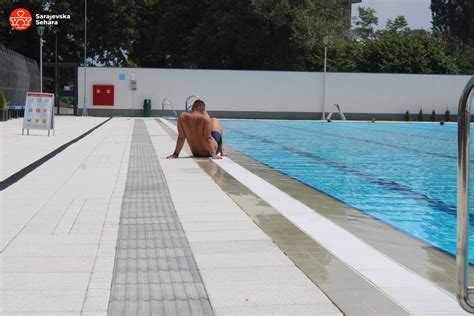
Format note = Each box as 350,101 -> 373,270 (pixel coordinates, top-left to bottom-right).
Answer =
0,116 -> 470,315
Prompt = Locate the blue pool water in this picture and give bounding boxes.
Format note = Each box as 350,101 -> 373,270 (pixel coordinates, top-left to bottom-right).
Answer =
222,120 -> 473,261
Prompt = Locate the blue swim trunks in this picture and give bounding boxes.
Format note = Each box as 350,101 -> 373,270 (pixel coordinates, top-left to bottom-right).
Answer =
211,131 -> 222,155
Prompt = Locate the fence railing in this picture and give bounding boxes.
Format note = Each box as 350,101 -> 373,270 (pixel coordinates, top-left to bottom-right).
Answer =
0,46 -> 40,106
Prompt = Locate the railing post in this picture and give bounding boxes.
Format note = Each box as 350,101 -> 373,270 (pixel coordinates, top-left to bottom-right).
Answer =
457,76 -> 474,313
185,95 -> 200,112
162,98 -> 178,119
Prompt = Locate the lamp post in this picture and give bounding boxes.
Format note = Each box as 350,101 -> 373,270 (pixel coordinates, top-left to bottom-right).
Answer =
82,0 -> 88,116
322,35 -> 328,120
37,26 -> 45,92
53,27 -> 59,115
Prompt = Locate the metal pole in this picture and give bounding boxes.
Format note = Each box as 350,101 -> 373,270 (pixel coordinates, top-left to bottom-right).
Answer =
456,76 -> 474,313
55,31 -> 59,115
82,0 -> 88,116
39,36 -> 43,92
322,45 -> 327,120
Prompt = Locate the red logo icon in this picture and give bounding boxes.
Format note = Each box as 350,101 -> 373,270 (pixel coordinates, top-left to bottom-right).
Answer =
9,8 -> 32,31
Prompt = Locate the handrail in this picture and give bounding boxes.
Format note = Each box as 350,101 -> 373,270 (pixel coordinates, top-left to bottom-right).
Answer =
457,75 -> 474,313
327,104 -> 347,120
185,95 -> 200,112
161,98 -> 178,119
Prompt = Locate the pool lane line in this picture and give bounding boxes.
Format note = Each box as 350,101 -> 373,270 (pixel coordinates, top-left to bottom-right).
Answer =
225,127 -> 464,222
0,117 -> 113,191
226,127 -> 473,264
158,118 -> 465,315
163,118 -> 468,265
325,123 -> 455,142
260,121 -> 460,161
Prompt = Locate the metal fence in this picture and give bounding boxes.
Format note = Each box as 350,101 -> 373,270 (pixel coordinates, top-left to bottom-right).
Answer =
0,46 -> 40,106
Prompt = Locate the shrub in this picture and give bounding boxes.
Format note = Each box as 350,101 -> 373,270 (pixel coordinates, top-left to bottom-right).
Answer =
418,108 -> 424,121
445,109 -> 450,122
0,91 -> 7,110
431,110 -> 436,121
404,110 -> 410,121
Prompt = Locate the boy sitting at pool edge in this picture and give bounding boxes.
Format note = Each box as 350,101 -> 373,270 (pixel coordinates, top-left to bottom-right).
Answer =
167,99 -> 226,159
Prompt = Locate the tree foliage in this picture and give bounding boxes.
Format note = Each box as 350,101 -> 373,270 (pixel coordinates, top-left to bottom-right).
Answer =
130,0 -> 346,71
0,0 -> 151,65
356,29 -> 458,74
352,6 -> 378,40
431,0 -> 474,75
185,0 -> 298,70
0,0 -> 470,75
386,16 -> 409,32
431,0 -> 474,44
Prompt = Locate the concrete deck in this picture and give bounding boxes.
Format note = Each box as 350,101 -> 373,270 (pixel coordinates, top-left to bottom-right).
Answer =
1,117 -> 340,315
0,116 -> 469,315
0,116 -> 109,182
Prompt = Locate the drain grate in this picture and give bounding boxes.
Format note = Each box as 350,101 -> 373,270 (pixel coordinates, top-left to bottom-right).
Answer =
108,120 -> 213,316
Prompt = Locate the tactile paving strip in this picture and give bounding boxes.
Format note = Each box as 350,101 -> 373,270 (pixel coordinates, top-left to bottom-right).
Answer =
108,120 -> 214,316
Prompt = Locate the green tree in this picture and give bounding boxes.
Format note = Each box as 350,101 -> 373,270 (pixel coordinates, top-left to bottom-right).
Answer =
0,90 -> 7,109
185,0 -> 298,70
430,0 -> 474,75
404,110 -> 410,121
449,43 -> 474,74
129,0 -> 206,68
445,109 -> 451,122
431,0 -> 474,44
1,0 -> 146,66
356,29 -> 459,74
1,1 -> 46,61
418,108 -> 424,121
290,0 -> 346,70
386,16 -> 409,32
352,6 -> 378,40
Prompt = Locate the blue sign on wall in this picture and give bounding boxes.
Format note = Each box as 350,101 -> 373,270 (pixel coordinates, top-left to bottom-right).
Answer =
119,73 -> 126,81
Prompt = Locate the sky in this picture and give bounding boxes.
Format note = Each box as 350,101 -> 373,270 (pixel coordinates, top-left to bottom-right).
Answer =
353,0 -> 432,30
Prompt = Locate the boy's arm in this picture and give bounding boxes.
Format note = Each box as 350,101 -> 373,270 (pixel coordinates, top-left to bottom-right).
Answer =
167,115 -> 186,158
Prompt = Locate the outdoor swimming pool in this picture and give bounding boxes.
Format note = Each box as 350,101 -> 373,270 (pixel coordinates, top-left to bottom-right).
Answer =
222,120 -> 472,262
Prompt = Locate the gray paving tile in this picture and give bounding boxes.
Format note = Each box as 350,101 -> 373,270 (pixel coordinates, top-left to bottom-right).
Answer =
108,120 -> 213,316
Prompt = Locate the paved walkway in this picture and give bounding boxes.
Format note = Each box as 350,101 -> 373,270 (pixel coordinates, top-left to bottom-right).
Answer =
1,117 -> 132,314
3,116 -> 466,315
0,116 -> 108,181
146,120 -> 341,315
0,117 -> 341,315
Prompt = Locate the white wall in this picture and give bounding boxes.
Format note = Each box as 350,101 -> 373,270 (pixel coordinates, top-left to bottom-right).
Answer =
325,72 -> 471,114
78,67 -> 471,116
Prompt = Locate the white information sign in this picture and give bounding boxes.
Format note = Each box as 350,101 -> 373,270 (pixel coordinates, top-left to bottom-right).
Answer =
22,92 -> 55,136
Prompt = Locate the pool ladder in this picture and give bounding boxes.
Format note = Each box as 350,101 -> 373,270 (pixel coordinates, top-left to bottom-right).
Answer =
457,75 -> 474,313
185,95 -> 200,112
326,104 -> 347,120
161,98 -> 178,119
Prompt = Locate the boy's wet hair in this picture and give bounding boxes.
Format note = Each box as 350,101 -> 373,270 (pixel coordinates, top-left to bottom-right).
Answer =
192,99 -> 205,109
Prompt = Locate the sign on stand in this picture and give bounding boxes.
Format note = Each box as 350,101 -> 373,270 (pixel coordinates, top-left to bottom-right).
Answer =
22,92 -> 55,136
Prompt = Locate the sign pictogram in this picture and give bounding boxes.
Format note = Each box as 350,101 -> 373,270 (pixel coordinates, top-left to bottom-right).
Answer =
9,8 -> 32,31
22,92 -> 55,136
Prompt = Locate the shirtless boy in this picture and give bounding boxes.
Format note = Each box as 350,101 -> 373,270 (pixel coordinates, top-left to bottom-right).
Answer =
167,100 -> 226,159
